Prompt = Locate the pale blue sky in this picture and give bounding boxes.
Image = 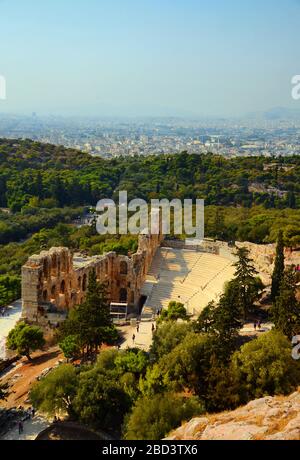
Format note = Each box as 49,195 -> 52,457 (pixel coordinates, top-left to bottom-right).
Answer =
0,0 -> 300,117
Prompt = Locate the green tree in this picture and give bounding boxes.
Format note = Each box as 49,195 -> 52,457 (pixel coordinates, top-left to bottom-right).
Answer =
150,322 -> 193,361
197,281 -> 243,356
233,247 -> 261,319
271,230 -> 285,301
204,355 -> 241,413
74,367 -> 131,432
59,270 -> 118,356
30,364 -> 78,416
148,333 -> 212,396
231,330 -> 300,402
123,393 -> 204,440
196,301 -> 217,333
114,349 -> 149,375
158,301 -> 188,323
213,207 -> 225,239
271,267 -> 300,340
59,335 -> 81,361
7,322 -> 45,360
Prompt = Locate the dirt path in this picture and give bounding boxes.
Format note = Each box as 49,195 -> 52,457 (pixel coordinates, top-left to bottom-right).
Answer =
1,347 -> 63,410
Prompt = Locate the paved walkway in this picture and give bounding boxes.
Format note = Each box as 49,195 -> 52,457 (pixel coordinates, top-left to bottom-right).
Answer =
0,300 -> 22,360
119,320 -> 155,351
240,322 -> 274,335
1,415 -> 49,441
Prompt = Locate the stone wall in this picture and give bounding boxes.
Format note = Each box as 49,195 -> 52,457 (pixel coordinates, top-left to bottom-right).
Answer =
21,232 -> 163,327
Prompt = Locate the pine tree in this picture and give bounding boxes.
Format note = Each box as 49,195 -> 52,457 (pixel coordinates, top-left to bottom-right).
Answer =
214,281 -> 243,354
287,191 -> 296,209
233,247 -> 259,319
197,281 -> 243,357
271,230 -> 285,301
213,208 -> 225,240
272,267 -> 300,340
76,270 -> 115,354
59,270 -> 118,357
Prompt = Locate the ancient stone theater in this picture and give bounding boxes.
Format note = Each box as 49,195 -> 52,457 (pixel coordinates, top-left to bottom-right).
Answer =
21,231 -> 163,327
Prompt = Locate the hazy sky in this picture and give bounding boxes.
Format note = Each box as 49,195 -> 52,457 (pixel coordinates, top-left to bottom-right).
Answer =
1,0 -> 300,117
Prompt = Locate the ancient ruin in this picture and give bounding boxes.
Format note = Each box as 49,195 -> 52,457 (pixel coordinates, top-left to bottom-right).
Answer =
21,231 -> 300,329
21,232 -> 163,327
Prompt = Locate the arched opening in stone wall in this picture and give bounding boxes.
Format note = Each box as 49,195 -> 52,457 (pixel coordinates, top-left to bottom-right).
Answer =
51,285 -> 56,297
77,276 -> 82,289
43,259 -> 49,278
82,274 -> 87,291
43,290 -> 48,302
119,288 -> 127,302
60,280 -> 66,294
51,254 -> 57,275
120,261 -> 128,275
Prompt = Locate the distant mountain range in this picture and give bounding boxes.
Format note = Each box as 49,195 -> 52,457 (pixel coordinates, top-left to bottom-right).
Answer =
246,107 -> 300,121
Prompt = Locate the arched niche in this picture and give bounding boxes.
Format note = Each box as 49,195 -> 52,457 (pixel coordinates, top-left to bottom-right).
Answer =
119,288 -> 127,302
120,261 -> 128,275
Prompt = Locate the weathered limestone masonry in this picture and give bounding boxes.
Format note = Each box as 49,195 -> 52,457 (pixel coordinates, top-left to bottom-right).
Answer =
21,232 -> 299,329
21,232 -> 163,327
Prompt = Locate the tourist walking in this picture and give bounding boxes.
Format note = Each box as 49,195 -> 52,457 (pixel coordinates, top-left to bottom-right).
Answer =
132,334 -> 136,344
136,323 -> 139,333
254,321 -> 257,331
18,421 -> 23,435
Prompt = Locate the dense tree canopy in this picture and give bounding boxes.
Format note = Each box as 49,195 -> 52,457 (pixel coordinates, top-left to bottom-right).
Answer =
231,330 -> 300,401
0,139 -> 299,247
123,393 -> 204,440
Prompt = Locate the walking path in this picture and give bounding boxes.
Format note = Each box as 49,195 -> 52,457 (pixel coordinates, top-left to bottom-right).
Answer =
119,320 -> 155,352
240,322 -> 274,336
1,415 -> 49,440
0,300 -> 22,360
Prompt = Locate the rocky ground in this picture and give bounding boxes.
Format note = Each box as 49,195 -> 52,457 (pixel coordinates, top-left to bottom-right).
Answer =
166,390 -> 300,440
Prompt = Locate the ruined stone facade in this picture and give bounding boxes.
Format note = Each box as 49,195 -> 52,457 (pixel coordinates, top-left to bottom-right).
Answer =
22,231 -> 300,328
21,232 -> 163,326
